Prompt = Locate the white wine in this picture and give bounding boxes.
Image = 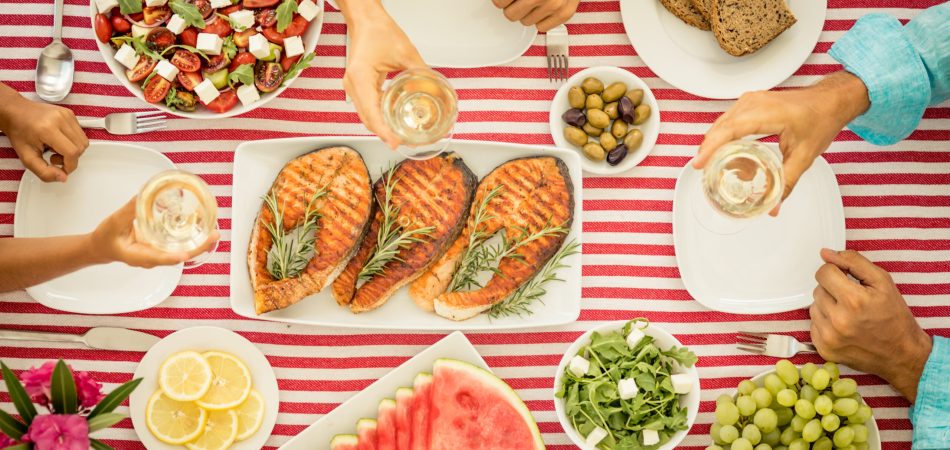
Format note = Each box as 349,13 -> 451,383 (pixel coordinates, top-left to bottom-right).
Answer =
381,68 -> 457,159
135,170 -> 218,254
702,140 -> 784,219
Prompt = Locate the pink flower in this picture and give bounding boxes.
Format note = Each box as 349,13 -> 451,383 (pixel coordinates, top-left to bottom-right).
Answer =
0,433 -> 20,449
20,362 -> 104,410
25,415 -> 89,450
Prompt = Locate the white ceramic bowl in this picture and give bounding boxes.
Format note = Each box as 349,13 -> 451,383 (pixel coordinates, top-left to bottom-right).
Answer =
549,66 -> 660,175
553,321 -> 700,450
88,1 -> 324,118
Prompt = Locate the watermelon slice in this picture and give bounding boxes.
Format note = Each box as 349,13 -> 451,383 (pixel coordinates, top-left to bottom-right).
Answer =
410,373 -> 433,450
395,387 -> 414,450
331,434 -> 360,450
429,359 -> 545,450
357,418 -> 378,450
377,398 -> 397,450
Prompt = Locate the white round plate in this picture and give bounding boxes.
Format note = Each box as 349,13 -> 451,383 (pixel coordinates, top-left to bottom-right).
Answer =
550,66 -> 660,175
13,141 -> 182,314
89,1 -> 324,119
553,321 -> 700,450
619,0 -> 826,99
129,326 -> 280,450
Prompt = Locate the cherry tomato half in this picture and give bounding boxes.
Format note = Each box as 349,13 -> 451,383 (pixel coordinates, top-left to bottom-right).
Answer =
143,75 -> 172,103
185,0 -> 213,19
180,27 -> 199,47
129,12 -> 145,22
203,90 -> 238,113
204,53 -> 231,72
110,15 -> 131,33
146,27 -> 176,53
261,15 -> 307,45
177,71 -> 203,91
229,51 -> 257,72
94,14 -> 112,43
126,56 -> 158,82
243,0 -> 280,7
171,50 -> 201,72
254,61 -> 284,93
201,16 -> 232,38
219,4 -> 242,15
143,6 -> 171,25
254,9 -> 277,28
280,53 -> 301,72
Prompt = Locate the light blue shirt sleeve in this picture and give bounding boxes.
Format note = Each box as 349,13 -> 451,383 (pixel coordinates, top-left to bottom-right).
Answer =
910,336 -> 950,449
828,3 -> 950,146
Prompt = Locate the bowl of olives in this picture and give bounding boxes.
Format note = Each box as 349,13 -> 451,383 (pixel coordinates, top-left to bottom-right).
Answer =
549,66 -> 660,174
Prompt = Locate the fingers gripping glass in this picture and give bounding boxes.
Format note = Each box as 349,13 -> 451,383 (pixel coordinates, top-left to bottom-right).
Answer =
381,68 -> 458,160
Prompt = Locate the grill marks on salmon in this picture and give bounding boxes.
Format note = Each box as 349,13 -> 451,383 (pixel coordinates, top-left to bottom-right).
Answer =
331,153 -> 477,313
248,146 -> 373,315
409,157 -> 574,321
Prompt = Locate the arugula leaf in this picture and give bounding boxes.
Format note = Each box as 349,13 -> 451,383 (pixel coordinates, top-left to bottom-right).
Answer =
228,63 -> 254,89
111,35 -> 163,61
141,70 -> 159,89
221,35 -> 237,60
282,51 -> 313,82
118,0 -> 143,14
168,0 -> 206,28
275,0 -> 298,33
161,44 -> 211,61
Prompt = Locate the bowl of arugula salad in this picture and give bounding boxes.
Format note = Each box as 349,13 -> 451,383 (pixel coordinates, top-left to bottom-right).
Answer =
89,0 -> 324,118
554,319 -> 701,450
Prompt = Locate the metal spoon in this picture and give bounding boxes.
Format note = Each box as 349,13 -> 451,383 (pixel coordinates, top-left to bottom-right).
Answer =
35,0 -> 74,102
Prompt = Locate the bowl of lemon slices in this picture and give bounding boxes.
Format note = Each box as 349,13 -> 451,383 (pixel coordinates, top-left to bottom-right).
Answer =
129,327 -> 279,450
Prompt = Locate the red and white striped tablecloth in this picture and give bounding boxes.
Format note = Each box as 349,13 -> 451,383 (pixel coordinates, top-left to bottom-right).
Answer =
1,0 -> 949,448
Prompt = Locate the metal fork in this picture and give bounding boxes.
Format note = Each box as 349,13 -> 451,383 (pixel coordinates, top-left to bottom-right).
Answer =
737,332 -> 818,358
546,24 -> 569,83
77,111 -> 166,135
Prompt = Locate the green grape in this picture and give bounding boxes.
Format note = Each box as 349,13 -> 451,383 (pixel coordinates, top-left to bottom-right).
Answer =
717,393 -> 736,406
710,423 -> 726,445
764,374 -> 786,395
788,438 -> 809,450
834,398 -> 860,416
855,443 -> 869,450
801,362 -> 818,383
754,445 -> 772,450
739,379 -> 757,395
775,407 -> 794,426
743,424 -> 762,445
838,446 -> 857,450
752,388 -> 773,409
732,438 -> 754,450
794,399 -> 817,419
815,395 -> 833,415
802,418 -> 822,443
780,426 -> 798,446
720,424 -> 740,444
824,362 -> 840,380
848,405 -> 872,425
800,385 -> 819,402
776,359 -> 800,385
812,436 -> 833,450
762,429 -> 781,447
811,368 -> 831,391
754,408 -> 779,433
776,389 -> 798,407
832,378 -> 857,397
821,413 -> 840,432
705,446 -> 725,450
775,447 -> 789,450
850,424 -> 868,444
716,401 -> 740,425
790,415 -> 807,433
737,395 -> 758,416
833,425 -> 855,447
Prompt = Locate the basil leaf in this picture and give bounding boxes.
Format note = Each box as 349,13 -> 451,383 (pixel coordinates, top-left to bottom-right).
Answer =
283,51 -> 313,82
275,0 -> 298,33
228,63 -> 254,89
168,0 -> 206,28
117,0 -> 143,14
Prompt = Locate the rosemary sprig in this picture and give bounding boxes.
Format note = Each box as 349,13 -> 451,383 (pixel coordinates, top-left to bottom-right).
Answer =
488,238 -> 580,319
447,185 -> 504,292
357,166 -> 435,282
263,185 -> 328,280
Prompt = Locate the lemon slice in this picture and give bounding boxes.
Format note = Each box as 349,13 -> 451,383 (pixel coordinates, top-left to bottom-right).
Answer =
196,351 -> 252,411
185,409 -> 238,450
145,390 -> 208,445
234,390 -> 265,441
159,351 -> 214,402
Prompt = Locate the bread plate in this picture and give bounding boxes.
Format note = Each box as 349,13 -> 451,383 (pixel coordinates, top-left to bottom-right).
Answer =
619,0 -> 826,99
229,137 -> 583,330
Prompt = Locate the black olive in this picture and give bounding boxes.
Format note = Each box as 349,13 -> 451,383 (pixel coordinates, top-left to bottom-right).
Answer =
561,108 -> 587,128
618,96 -> 635,124
607,144 -> 628,166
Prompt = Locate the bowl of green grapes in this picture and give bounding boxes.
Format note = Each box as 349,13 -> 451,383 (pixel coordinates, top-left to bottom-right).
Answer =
709,360 -> 880,450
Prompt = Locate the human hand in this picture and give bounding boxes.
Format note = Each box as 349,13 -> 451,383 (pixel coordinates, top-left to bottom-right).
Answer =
0,91 -> 88,182
693,71 -> 869,215
89,198 -> 219,269
492,0 -> 579,31
810,248 -> 933,402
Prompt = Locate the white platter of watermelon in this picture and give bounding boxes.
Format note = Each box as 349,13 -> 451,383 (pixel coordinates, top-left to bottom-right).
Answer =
278,331 -> 545,450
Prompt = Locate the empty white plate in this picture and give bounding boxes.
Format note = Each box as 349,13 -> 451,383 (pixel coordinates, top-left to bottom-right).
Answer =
672,157 -> 845,314
13,141 -> 182,314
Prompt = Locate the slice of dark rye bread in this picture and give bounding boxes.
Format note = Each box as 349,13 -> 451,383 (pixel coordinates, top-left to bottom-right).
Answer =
690,0 -> 712,20
710,0 -> 797,56
659,0 -> 710,31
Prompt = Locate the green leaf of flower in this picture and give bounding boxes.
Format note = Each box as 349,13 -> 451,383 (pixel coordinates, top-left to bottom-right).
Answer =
1,362 -> 36,424
50,360 -> 77,414
89,378 -> 143,419
87,413 -> 126,432
90,439 -> 116,450
0,409 -> 26,441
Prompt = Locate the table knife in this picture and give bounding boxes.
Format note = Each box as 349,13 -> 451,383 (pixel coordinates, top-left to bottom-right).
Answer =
0,327 -> 159,352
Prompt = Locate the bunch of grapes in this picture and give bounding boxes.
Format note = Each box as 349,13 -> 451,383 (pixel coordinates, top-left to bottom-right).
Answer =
706,360 -> 873,450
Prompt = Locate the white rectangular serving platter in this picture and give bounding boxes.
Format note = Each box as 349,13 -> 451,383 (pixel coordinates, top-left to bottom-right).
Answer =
277,331 -> 488,450
230,137 -> 583,330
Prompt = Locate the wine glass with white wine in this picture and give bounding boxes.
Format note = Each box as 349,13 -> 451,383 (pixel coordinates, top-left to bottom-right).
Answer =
134,170 -> 219,268
380,68 -> 458,160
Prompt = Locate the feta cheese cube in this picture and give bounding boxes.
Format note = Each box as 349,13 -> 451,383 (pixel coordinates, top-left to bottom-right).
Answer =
229,10 -> 255,30
618,378 -> 639,400
236,84 -> 261,106
642,429 -> 660,446
585,427 -> 608,447
210,0 -> 230,8
166,14 -> 187,35
297,0 -> 320,22
145,0 -> 166,6
568,356 -> 589,378
95,0 -> 118,13
248,33 -> 271,59
155,59 -> 179,81
194,79 -> 220,105
196,33 -> 223,56
283,36 -> 304,58
131,23 -> 150,39
626,328 -> 645,349
114,44 -> 139,69
671,373 -> 692,394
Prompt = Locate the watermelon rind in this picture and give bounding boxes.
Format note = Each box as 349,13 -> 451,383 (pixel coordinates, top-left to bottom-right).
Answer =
358,418 -> 378,431
433,358 -> 545,450
413,372 -> 433,386
331,434 -> 359,448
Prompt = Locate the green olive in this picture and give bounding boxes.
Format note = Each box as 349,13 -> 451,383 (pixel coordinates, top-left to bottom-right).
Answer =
585,94 -> 604,110
581,77 -> 604,95
625,89 -> 644,106
604,101 -> 619,120
633,104 -> 651,125
568,86 -> 585,109
599,132 -> 617,151
564,126 -> 588,147
602,82 -> 628,102
582,142 -> 606,161
624,129 -> 644,150
586,109 -> 610,129
582,122 -> 602,137
611,120 -> 628,139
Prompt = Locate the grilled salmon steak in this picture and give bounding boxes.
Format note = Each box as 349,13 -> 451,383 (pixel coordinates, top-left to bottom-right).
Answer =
248,146 -> 373,315
409,157 -> 574,320
332,153 -> 477,313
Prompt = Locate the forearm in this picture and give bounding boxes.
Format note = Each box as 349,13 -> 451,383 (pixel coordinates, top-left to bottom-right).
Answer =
0,234 -> 107,292
337,0 -> 389,28
0,82 -> 28,133
810,71 -> 870,132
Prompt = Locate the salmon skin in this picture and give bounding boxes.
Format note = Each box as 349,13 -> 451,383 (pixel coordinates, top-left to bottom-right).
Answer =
248,146 -> 374,315
409,157 -> 574,320
332,153 -> 477,313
